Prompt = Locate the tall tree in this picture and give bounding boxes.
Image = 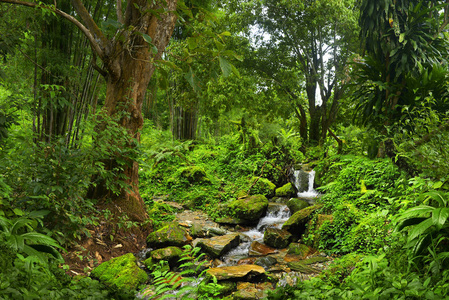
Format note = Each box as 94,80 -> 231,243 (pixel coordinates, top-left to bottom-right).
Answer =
0,0 -> 179,221
226,0 -> 359,144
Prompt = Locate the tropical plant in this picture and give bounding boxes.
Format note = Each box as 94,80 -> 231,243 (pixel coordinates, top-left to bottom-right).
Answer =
395,190 -> 449,259
354,0 -> 449,130
0,211 -> 64,265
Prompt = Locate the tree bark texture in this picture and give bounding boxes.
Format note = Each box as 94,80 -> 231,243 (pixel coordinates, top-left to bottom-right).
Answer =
88,0 -> 178,221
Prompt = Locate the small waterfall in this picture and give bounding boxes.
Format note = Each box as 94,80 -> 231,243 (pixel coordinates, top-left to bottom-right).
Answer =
221,205 -> 290,266
293,169 -> 319,198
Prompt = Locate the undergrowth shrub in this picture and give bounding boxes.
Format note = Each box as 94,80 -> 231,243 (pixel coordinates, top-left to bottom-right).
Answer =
139,121 -> 302,220
0,111 -> 141,242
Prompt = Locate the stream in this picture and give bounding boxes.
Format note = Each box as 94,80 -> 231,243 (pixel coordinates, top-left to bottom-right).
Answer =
137,167 -> 328,299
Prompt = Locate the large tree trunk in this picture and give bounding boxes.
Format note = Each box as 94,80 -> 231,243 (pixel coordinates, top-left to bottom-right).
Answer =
86,0 -> 178,221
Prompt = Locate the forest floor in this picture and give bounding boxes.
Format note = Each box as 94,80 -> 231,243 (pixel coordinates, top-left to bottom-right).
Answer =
62,217 -> 151,276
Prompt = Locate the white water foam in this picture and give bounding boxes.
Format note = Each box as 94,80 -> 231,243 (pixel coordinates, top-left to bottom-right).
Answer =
295,169 -> 319,198
221,205 -> 291,266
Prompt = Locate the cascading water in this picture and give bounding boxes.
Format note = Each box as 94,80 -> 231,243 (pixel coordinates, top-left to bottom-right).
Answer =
293,169 -> 319,199
220,205 -> 291,266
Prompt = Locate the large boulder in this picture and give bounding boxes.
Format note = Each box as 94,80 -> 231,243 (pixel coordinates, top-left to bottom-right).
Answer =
146,223 -> 192,248
287,198 -> 309,214
282,204 -> 323,235
275,183 -> 296,197
206,265 -> 266,281
248,177 -> 276,197
91,253 -> 148,291
227,194 -> 269,223
263,227 -> 292,249
292,169 -> 310,193
195,233 -> 240,258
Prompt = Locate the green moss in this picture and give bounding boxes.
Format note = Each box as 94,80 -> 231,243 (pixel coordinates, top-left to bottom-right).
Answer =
150,246 -> 183,260
249,177 -> 276,197
302,256 -> 329,265
227,194 -> 268,222
282,204 -> 323,232
179,166 -> 210,184
91,253 -> 148,291
275,182 -> 295,197
287,261 -> 319,274
287,198 -> 309,213
287,243 -> 311,258
146,223 -> 192,248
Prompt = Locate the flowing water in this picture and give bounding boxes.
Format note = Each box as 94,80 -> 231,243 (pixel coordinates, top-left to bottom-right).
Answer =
294,169 -> 319,198
220,205 -> 291,266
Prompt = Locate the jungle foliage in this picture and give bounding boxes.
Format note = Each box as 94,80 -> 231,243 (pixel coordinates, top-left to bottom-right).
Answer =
1,0 -> 449,298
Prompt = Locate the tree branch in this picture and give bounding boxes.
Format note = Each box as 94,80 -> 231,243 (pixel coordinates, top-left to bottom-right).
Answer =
70,0 -> 108,57
0,0 -> 105,58
116,0 -> 124,24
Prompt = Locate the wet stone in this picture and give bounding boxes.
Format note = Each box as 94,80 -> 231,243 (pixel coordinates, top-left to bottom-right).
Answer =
263,227 -> 292,249
248,241 -> 278,256
205,265 -> 266,281
195,233 -> 240,258
255,256 -> 277,270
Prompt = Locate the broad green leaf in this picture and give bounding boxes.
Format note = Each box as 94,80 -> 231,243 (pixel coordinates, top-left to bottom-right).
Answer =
141,33 -> 153,44
214,39 -> 225,51
219,57 -> 232,77
398,205 -> 433,219
408,218 -> 433,241
432,207 -> 449,229
184,67 -> 200,92
396,217 -> 428,231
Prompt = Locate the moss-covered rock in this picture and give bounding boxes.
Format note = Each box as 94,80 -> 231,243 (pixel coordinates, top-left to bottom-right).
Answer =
282,204 -> 323,235
227,194 -> 268,223
275,183 -> 295,197
254,256 -> 277,270
287,198 -> 309,214
91,253 -> 148,291
287,261 -> 319,274
148,246 -> 183,268
287,243 -> 311,259
263,227 -> 292,249
301,256 -> 329,265
179,166 -> 210,184
248,177 -> 276,197
146,223 -> 192,248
